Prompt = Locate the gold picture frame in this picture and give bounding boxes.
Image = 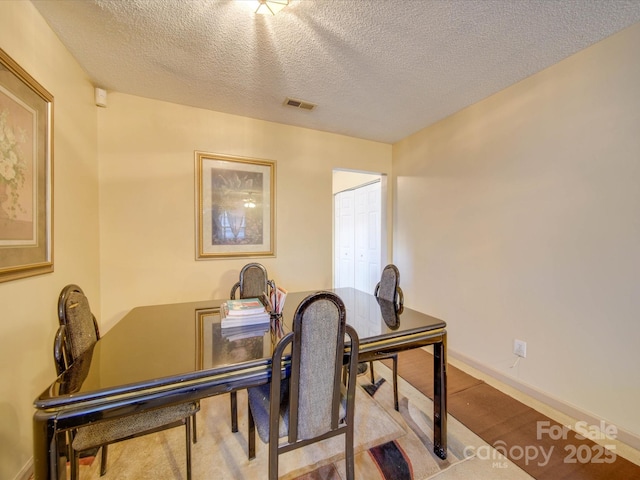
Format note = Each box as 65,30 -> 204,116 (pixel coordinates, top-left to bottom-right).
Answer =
195,152 -> 275,259
0,48 -> 53,282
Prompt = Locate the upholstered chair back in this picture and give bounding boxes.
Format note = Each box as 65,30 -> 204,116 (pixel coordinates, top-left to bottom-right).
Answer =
376,264 -> 400,303
247,291 -> 359,479
63,291 -> 99,362
230,262 -> 275,300
56,285 -> 100,373
293,294 -> 345,439
241,264 -> 269,298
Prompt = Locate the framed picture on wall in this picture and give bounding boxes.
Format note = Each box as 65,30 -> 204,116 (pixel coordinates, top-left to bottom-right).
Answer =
0,48 -> 54,283
195,151 -> 275,259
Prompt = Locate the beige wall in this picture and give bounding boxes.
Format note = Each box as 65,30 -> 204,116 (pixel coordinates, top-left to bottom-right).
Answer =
393,23 -> 640,439
3,1 -> 639,478
97,93 -> 392,329
0,2 -> 101,478
0,4 -> 390,476
333,170 -> 381,194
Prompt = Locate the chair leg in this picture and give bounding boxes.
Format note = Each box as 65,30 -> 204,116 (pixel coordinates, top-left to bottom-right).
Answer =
248,402 -> 256,460
70,450 -> 79,480
100,445 -> 108,476
185,417 -> 192,480
61,431 -> 72,469
345,426 -> 355,480
230,391 -> 238,432
192,413 -> 198,443
268,438 -> 278,480
392,354 -> 399,411
369,361 -> 375,384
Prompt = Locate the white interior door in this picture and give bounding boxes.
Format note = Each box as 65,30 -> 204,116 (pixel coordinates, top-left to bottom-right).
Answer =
335,190 -> 355,289
334,181 -> 381,293
354,182 -> 381,293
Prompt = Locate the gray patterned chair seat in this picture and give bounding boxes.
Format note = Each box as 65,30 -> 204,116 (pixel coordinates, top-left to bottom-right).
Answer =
247,380 -> 348,443
72,402 -> 199,452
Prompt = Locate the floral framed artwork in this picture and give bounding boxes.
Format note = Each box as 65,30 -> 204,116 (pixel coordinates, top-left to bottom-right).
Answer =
0,48 -> 53,283
196,152 -> 275,259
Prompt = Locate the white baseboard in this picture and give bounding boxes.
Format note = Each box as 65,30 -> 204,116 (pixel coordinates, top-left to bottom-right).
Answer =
448,348 -> 640,452
14,458 -> 33,480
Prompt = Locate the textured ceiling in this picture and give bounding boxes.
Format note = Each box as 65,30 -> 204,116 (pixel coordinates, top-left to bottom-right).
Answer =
32,0 -> 640,143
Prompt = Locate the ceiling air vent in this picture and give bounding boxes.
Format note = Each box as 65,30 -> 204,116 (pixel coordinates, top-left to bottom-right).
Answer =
284,97 -> 316,111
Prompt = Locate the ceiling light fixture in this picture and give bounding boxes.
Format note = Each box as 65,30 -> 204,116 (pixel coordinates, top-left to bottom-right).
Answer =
253,0 -> 289,15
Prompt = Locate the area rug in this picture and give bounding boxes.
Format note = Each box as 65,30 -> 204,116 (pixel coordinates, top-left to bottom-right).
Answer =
68,375 -> 480,480
388,348 -> 640,480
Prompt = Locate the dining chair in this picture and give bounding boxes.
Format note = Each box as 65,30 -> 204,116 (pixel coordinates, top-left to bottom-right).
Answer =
246,291 -> 360,480
54,284 -> 199,480
369,264 -> 404,411
229,262 -> 276,301
228,262 -> 276,432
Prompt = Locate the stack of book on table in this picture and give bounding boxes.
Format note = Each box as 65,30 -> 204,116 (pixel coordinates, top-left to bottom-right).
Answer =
220,297 -> 270,328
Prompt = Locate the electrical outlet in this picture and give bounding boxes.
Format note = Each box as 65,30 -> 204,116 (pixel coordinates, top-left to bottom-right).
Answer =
514,339 -> 527,358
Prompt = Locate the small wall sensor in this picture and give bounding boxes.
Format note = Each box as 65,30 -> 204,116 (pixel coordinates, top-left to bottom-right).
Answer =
95,87 -> 107,107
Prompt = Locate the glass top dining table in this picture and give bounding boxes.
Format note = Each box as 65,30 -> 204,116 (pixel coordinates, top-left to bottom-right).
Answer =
33,287 -> 448,479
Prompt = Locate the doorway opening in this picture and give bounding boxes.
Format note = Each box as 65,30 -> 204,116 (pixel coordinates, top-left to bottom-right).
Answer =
333,170 -> 387,293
